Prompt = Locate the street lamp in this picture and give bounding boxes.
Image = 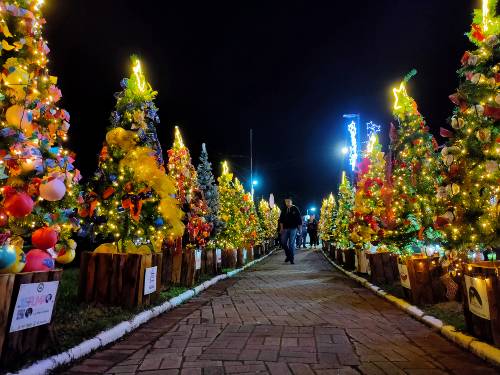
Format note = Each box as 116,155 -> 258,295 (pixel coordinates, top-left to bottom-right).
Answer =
341,146 -> 349,155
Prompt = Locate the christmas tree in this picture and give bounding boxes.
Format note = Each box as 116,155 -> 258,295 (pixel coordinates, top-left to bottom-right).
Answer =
318,193 -> 336,243
81,56 -> 184,253
436,0 -> 500,253
0,0 -> 82,273
232,174 -> 260,247
259,198 -> 281,241
216,161 -> 246,249
349,136 -> 386,249
333,172 -> 354,251
167,127 -> 211,248
388,71 -> 442,255
196,143 -> 222,241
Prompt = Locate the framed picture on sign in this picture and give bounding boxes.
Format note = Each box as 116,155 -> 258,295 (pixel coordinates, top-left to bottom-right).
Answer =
195,249 -> 202,270
398,263 -> 411,290
464,275 -> 490,320
144,266 -> 157,295
216,249 -> 222,264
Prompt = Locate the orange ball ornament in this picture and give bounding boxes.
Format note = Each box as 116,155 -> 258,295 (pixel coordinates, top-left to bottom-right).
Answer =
32,227 -> 58,250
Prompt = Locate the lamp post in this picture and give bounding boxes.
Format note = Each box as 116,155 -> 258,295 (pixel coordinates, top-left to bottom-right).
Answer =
343,113 -> 360,181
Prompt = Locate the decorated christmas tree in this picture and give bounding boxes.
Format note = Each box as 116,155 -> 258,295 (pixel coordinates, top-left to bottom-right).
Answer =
436,1 -> 500,253
196,143 -> 222,241
216,161 -> 246,249
81,56 -> 184,253
259,198 -> 281,241
232,173 -> 260,247
0,0 -> 82,273
388,71 -> 442,255
167,127 -> 211,248
349,136 -> 386,249
333,172 -> 354,251
318,193 -> 336,243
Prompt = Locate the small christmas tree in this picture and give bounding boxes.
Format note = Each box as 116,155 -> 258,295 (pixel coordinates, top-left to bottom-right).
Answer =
350,136 -> 386,249
167,127 -> 211,248
196,143 -> 222,242
333,172 -> 355,251
436,1 -> 500,253
0,0 -> 81,272
216,161 -> 246,249
318,193 -> 336,243
82,57 -> 184,252
388,71 -> 442,256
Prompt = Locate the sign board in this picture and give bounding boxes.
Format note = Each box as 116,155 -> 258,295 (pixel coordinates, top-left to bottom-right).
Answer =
354,253 -> 358,269
216,249 -> 222,264
9,281 -> 59,333
342,251 -> 346,263
398,263 -> 411,290
195,249 -> 202,270
243,249 -> 247,263
465,275 -> 490,320
367,262 -> 371,276
144,266 -> 157,295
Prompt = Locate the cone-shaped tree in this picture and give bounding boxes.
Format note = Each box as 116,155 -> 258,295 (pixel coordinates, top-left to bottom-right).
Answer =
232,174 -> 260,247
167,127 -> 211,248
318,193 -> 336,243
197,143 -> 222,241
333,172 -> 354,251
0,0 -> 82,271
436,1 -> 500,252
82,57 -> 184,252
258,199 -> 280,240
388,71 -> 442,255
216,161 -> 246,249
350,136 -> 386,249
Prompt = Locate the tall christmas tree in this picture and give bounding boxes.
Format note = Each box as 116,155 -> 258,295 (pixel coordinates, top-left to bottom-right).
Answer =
232,173 -> 260,247
318,193 -> 336,243
167,127 -> 211,248
333,172 -> 354,251
388,71 -> 442,255
196,143 -> 222,241
436,1 -> 500,253
0,0 -> 82,273
350,136 -> 386,248
81,57 -> 184,252
259,198 -> 281,241
216,161 -> 246,249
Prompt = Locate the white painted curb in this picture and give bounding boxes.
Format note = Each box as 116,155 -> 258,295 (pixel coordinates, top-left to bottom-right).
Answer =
319,249 -> 500,368
11,249 -> 276,375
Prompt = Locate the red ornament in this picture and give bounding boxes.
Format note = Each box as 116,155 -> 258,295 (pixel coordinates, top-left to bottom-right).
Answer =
484,105 -> 500,120
440,127 -> 454,138
471,24 -> 485,42
32,227 -> 58,250
24,249 -> 55,272
0,209 -> 8,227
4,191 -> 34,218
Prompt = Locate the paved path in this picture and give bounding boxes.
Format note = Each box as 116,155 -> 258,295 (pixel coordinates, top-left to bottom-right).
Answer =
65,249 -> 497,375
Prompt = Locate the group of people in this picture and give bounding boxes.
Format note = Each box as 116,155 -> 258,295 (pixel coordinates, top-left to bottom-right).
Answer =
278,197 -> 319,264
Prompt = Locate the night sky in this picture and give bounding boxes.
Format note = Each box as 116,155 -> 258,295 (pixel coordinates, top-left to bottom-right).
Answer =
43,0 -> 477,212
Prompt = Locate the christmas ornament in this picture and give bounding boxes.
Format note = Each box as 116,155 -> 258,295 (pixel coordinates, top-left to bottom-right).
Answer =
55,240 -> 76,264
4,191 -> 34,218
24,249 -> 55,272
0,244 -> 16,269
31,227 -> 58,250
39,178 -> 66,201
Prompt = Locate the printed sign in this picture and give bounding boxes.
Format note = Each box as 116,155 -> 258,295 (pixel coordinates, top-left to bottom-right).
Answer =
342,251 -> 346,263
216,249 -> 222,264
195,249 -> 202,270
367,263 -> 371,276
144,266 -> 157,295
243,248 -> 247,263
9,281 -> 59,333
355,253 -> 358,269
465,275 -> 490,320
398,263 -> 411,290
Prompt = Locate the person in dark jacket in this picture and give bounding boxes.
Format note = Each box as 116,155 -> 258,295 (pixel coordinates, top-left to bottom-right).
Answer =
278,197 -> 302,264
307,215 -> 319,248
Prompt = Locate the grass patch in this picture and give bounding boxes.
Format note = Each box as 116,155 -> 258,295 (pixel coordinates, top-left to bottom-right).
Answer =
222,268 -> 235,273
422,302 -> 465,331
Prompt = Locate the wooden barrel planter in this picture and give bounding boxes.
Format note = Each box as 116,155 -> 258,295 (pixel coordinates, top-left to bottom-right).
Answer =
0,270 -> 62,365
355,249 -> 369,273
342,249 -> 356,270
222,249 -> 237,269
237,248 -> 248,268
79,251 -> 163,308
335,248 -> 344,265
328,242 -> 335,260
161,239 -> 183,288
462,261 -> 500,346
201,249 -> 216,276
181,248 -> 200,288
253,244 -> 262,259
398,255 -> 445,305
366,252 -> 399,285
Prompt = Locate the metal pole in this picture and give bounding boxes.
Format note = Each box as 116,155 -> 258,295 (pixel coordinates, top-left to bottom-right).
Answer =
250,128 -> 254,198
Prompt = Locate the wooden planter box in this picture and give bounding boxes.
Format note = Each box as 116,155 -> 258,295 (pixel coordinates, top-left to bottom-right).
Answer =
335,248 -> 344,265
79,252 -> 162,308
462,261 -> 500,346
181,248 -> 200,288
342,249 -> 356,270
0,270 -> 62,365
222,249 -> 237,269
355,249 -> 369,273
366,252 -> 399,285
161,239 -> 183,288
237,248 -> 248,268
399,255 -> 445,305
328,242 -> 335,260
253,245 -> 262,259
201,249 -> 216,276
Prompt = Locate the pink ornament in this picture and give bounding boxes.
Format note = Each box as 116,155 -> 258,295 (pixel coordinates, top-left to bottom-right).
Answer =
24,249 -> 55,272
39,178 -> 66,201
4,192 -> 34,218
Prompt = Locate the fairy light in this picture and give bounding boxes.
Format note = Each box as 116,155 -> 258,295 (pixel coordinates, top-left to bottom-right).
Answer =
132,58 -> 146,92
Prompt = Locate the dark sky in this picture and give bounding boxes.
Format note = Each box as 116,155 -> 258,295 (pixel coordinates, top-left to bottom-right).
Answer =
43,0 -> 476,211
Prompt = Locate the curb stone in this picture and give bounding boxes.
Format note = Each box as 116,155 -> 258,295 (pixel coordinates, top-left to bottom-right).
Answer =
11,249 -> 276,375
319,249 -> 500,367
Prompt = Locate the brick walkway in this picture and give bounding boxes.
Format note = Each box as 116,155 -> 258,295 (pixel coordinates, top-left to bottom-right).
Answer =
65,249 -> 497,375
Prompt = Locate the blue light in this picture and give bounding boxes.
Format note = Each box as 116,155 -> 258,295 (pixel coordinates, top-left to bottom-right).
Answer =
252,179 -> 259,186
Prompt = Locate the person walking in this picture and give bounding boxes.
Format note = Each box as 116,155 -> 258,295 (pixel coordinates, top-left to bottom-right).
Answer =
307,215 -> 319,248
278,197 -> 302,264
301,217 -> 308,248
